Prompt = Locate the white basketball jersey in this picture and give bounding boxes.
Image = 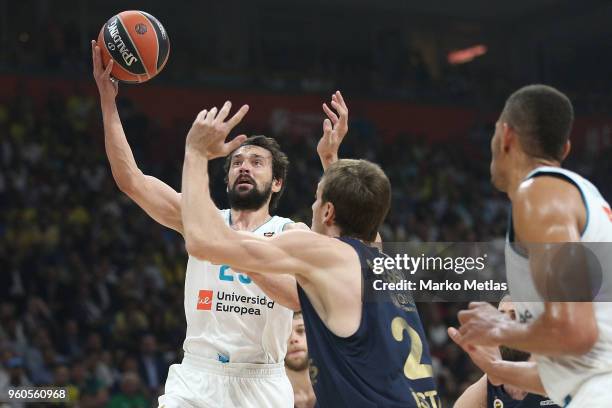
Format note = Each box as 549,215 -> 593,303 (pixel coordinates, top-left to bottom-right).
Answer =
183,210 -> 294,364
505,166 -> 612,405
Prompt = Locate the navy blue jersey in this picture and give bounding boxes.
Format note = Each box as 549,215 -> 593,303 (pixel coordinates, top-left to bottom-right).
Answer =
297,237 -> 440,408
487,380 -> 560,408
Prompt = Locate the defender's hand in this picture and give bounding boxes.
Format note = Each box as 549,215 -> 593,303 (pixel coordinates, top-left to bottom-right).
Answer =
448,333 -> 504,386
317,90 -> 348,169
186,101 -> 249,159
92,40 -> 118,100
450,302 -> 509,347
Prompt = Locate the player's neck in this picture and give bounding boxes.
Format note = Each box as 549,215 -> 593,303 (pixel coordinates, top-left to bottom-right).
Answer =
507,156 -> 560,201
229,207 -> 272,231
326,225 -> 343,238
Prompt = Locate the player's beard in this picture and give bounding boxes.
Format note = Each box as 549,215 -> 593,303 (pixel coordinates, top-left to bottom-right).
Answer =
499,345 -> 531,362
285,352 -> 309,371
228,178 -> 273,211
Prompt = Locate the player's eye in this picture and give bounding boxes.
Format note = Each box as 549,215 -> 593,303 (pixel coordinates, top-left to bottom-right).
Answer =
232,161 -> 242,167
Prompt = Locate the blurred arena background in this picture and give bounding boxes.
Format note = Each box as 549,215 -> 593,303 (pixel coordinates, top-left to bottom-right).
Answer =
1,0 -> 611,406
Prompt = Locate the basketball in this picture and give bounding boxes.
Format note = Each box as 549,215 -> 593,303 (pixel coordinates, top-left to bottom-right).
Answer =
97,11 -> 170,83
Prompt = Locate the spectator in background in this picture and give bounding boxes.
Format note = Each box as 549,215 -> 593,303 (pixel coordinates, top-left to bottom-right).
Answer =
0,357 -> 31,408
137,334 -> 167,396
53,364 -> 80,404
285,312 -> 316,408
112,297 -> 149,349
59,319 -> 83,359
106,372 -> 148,408
0,304 -> 28,356
24,328 -> 55,385
1,357 -> 31,388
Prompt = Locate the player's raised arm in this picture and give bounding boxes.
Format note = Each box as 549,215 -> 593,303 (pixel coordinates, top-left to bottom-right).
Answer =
317,92 -> 382,243
92,40 -> 183,233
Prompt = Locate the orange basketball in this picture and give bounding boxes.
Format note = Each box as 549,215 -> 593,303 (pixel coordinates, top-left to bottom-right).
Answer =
97,11 -> 170,83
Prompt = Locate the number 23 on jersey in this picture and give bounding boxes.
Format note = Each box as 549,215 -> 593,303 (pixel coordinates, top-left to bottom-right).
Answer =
219,265 -> 252,284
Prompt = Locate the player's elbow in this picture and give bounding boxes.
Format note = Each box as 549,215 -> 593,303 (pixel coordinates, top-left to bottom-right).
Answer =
558,318 -> 598,355
113,171 -> 140,196
286,297 -> 301,312
109,163 -> 144,193
568,323 -> 598,355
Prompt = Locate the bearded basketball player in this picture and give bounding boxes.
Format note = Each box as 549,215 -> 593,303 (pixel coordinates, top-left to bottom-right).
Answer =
93,40 -> 314,407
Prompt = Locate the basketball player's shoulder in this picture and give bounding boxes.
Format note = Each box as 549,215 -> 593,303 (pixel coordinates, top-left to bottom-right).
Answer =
282,221 -> 309,231
514,176 -> 583,237
515,175 -> 583,217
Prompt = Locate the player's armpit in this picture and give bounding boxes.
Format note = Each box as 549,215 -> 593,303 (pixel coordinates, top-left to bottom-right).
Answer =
453,375 -> 487,408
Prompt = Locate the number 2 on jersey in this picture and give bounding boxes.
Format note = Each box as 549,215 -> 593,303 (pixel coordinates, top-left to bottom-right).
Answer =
391,317 -> 433,380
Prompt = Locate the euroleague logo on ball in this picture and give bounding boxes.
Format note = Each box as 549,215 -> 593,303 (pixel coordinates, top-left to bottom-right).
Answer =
135,23 -> 147,35
106,17 -> 139,66
98,10 -> 170,83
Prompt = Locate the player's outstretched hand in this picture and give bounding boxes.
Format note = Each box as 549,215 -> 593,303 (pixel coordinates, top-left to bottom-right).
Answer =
317,90 -> 348,170
91,40 -> 118,101
449,302 -> 508,347
186,101 -> 249,160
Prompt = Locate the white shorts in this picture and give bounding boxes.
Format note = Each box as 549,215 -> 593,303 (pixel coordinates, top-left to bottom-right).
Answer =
566,371 -> 612,408
158,352 -> 294,408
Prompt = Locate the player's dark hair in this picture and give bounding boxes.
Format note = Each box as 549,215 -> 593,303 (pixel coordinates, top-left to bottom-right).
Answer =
224,135 -> 289,212
501,84 -> 574,161
321,159 -> 390,242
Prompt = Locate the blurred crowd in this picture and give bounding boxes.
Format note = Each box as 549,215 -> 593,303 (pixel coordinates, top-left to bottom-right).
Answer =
0,86 -> 610,408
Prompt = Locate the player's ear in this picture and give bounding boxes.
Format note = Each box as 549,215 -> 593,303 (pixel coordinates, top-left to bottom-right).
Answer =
561,140 -> 571,161
323,202 -> 335,226
271,178 -> 282,193
501,122 -> 513,153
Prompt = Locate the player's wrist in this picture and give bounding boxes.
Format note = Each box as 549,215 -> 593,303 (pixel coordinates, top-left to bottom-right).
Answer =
99,95 -> 118,112
320,153 -> 338,168
184,145 -> 210,160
